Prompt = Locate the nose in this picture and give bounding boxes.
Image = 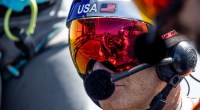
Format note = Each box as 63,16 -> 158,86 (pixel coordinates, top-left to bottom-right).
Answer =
93,62 -> 115,75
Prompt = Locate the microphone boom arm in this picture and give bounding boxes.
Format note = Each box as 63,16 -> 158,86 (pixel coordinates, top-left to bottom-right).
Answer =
111,57 -> 173,82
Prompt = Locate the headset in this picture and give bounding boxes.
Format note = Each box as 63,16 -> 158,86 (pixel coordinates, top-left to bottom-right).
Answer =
156,31 -> 197,83
149,32 -> 198,110
84,30 -> 198,110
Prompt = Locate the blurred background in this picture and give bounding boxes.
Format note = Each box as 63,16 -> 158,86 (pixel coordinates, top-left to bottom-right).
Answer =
1,0 -> 200,110
1,0 -> 101,110
181,55 -> 200,98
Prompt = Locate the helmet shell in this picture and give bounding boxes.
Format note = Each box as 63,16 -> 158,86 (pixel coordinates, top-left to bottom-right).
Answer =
66,0 -> 152,27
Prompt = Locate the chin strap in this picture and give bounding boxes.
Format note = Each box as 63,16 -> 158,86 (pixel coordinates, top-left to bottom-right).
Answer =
148,74 -> 183,110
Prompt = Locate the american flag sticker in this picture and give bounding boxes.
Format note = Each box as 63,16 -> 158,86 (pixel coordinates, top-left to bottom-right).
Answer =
100,3 -> 116,13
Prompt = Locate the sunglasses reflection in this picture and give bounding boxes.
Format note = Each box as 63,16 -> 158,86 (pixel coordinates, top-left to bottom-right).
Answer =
73,19 -> 148,72
99,30 -> 128,64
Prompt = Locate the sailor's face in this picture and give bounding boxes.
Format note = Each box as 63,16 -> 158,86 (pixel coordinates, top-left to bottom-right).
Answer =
93,62 -> 166,110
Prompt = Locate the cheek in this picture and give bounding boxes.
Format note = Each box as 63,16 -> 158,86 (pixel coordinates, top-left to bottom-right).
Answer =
126,67 -> 166,99
99,67 -> 166,109
125,68 -> 167,105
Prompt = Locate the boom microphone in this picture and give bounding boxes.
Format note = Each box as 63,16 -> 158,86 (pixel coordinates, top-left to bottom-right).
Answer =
84,58 -> 173,101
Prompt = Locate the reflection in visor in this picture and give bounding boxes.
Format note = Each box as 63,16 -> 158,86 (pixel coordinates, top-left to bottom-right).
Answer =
69,17 -> 149,74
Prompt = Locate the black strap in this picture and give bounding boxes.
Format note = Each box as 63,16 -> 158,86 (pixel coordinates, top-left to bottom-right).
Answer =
11,28 -> 36,58
149,75 -> 183,110
16,35 -> 35,58
165,34 -> 188,48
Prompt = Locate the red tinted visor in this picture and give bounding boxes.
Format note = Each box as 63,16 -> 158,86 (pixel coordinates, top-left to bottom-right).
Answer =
69,17 -> 149,75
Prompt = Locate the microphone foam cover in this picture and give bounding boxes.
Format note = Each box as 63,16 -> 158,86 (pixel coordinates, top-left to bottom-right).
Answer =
84,69 -> 115,101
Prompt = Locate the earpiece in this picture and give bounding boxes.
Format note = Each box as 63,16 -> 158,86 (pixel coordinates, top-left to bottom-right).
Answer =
156,33 -> 198,82
172,41 -> 197,75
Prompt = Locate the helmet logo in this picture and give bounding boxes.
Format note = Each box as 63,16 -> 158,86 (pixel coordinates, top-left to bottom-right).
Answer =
77,3 -> 116,14
78,4 -> 97,14
100,3 -> 116,13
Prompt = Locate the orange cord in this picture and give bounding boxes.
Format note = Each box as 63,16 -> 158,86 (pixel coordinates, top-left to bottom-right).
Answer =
193,100 -> 200,110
